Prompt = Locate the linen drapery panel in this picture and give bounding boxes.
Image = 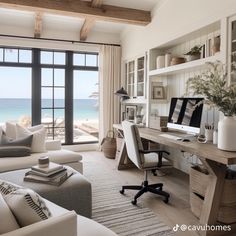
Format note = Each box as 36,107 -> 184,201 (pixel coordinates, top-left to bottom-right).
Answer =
99,45 -> 121,144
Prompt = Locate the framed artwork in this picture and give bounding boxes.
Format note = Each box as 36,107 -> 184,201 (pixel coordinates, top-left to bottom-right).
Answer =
152,86 -> 164,99
125,105 -> 137,121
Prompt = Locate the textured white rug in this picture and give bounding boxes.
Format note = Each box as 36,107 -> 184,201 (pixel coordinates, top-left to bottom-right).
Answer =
84,162 -> 174,236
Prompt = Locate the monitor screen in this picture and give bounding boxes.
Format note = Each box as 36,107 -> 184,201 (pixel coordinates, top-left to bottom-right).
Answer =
167,97 -> 204,134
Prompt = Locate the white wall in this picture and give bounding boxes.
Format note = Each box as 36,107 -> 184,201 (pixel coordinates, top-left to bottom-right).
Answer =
121,0 -> 236,59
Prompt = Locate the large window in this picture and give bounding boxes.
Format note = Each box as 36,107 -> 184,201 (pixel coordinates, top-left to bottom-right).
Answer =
0,48 -> 32,126
0,47 -> 99,145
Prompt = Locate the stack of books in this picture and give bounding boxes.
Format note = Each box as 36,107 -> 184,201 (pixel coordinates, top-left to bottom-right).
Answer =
24,162 -> 74,186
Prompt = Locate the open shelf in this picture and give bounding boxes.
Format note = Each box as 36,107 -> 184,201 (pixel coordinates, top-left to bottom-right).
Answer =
122,98 -> 147,105
150,99 -> 168,104
149,54 -> 221,77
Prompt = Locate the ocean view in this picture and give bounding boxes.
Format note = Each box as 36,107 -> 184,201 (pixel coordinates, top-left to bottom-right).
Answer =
0,98 -> 99,123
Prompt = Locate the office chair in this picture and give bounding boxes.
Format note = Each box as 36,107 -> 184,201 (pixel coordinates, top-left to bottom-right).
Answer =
120,121 -> 171,205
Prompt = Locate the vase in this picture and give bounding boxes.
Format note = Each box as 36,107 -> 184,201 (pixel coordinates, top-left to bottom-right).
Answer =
218,116 -> 236,151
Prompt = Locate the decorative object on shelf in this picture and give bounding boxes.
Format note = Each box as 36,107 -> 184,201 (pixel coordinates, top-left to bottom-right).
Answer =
170,57 -> 185,65
125,105 -> 137,121
115,87 -> 130,101
156,55 -> 165,69
152,86 -> 164,99
212,36 -> 221,55
184,45 -> 203,62
187,61 -> 236,151
164,53 -> 172,67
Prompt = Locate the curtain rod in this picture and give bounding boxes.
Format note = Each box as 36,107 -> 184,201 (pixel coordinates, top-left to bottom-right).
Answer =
0,34 -> 121,47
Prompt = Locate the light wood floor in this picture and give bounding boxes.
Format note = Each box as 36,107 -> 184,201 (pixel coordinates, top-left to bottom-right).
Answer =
80,151 -> 201,236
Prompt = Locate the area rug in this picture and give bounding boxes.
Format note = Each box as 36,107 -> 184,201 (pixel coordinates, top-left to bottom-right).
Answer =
84,163 -> 174,236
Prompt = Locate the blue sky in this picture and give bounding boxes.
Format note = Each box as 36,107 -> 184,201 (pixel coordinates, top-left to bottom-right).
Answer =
0,67 -> 98,99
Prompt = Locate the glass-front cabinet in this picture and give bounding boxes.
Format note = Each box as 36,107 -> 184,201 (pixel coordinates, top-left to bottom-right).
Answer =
125,54 -> 146,99
228,15 -> 236,85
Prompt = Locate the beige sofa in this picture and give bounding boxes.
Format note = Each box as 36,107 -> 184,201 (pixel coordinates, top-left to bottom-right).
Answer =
0,140 -> 83,174
1,195 -> 117,236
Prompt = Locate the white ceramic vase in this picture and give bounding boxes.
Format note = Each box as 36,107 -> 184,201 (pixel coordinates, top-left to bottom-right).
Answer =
218,116 -> 236,151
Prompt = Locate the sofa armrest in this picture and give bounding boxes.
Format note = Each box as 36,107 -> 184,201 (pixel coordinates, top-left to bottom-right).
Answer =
46,140 -> 61,151
2,211 -> 77,236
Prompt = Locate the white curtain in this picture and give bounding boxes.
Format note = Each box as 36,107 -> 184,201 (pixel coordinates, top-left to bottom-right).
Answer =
99,45 -> 121,144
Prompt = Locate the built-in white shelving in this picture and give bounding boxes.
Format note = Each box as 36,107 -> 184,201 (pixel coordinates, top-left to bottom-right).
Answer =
149,54 -> 221,77
122,98 -> 147,105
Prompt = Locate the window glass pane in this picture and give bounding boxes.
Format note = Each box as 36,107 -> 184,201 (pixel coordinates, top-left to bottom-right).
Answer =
54,69 -> 65,86
42,68 -> 53,86
86,54 -> 97,67
54,88 -> 64,107
41,51 -> 53,64
5,49 -> 18,62
19,50 -> 32,63
73,53 -> 85,66
54,109 -> 64,122
0,67 -> 31,125
42,87 -> 53,108
54,52 -> 65,65
0,48 -> 3,62
41,109 -> 53,126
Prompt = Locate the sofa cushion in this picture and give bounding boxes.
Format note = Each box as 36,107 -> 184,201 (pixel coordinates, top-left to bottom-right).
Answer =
16,124 -> 46,153
4,188 -> 52,227
0,149 -> 82,173
0,126 -> 2,142
0,146 -> 31,157
0,194 -> 20,234
5,122 -> 17,140
0,179 -> 21,196
1,133 -> 33,147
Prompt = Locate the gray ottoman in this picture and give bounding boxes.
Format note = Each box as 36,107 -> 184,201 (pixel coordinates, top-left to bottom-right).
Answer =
0,166 -> 92,218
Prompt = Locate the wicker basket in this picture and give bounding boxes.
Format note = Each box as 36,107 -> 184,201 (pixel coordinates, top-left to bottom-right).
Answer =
101,131 -> 117,159
190,166 -> 236,224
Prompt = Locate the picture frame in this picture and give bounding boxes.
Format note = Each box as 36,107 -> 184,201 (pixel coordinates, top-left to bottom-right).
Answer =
152,86 -> 164,99
125,105 -> 137,121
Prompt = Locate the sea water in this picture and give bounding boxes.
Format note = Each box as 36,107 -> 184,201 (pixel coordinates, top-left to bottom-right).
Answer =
0,98 -> 98,123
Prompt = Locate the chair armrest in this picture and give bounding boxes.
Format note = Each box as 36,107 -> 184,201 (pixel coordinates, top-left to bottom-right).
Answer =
46,140 -> 61,151
140,149 -> 170,155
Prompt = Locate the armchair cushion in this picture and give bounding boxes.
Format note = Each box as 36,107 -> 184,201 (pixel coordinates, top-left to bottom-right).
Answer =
0,194 -> 20,234
4,188 -> 52,227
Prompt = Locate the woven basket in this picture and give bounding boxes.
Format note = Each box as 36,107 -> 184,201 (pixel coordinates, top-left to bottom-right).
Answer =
101,130 -> 117,159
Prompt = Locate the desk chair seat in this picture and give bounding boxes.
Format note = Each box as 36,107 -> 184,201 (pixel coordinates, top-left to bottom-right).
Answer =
120,121 -> 171,205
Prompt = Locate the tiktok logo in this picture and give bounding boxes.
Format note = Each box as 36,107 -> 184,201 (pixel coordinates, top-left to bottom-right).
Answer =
173,224 -> 179,232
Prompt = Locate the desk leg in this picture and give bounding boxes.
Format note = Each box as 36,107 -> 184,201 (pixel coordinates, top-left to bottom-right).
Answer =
117,140 -> 135,170
198,159 -> 227,236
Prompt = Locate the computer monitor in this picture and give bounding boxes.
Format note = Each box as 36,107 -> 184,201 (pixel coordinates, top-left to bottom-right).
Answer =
167,97 -> 204,134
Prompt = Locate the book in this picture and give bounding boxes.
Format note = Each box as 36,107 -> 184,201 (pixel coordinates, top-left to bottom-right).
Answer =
24,169 -> 74,186
31,162 -> 64,174
27,168 -> 67,179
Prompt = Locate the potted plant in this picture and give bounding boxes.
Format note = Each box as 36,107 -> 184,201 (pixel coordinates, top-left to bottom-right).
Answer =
184,45 -> 203,61
186,61 -> 236,151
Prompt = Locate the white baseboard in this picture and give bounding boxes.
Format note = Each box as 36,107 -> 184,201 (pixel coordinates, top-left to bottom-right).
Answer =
63,143 -> 99,152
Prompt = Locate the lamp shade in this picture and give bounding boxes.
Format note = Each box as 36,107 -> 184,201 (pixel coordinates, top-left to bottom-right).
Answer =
114,87 -> 129,98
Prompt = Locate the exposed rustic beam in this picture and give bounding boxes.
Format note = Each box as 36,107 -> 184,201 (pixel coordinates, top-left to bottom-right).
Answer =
0,0 -> 151,26
34,12 -> 42,38
80,0 -> 103,41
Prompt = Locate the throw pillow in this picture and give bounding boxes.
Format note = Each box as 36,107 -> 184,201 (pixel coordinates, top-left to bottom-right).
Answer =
28,124 -> 44,132
0,146 -> 31,157
16,124 -> 46,153
0,194 -> 20,234
0,133 -> 33,147
0,179 -> 20,196
5,122 -> 17,139
4,188 -> 52,227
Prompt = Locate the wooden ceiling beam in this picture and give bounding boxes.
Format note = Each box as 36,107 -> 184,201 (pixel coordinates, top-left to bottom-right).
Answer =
80,0 -> 103,41
34,12 -> 42,38
0,0 -> 151,26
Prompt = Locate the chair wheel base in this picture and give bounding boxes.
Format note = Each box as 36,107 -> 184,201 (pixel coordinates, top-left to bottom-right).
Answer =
131,200 -> 137,205
120,189 -> 124,194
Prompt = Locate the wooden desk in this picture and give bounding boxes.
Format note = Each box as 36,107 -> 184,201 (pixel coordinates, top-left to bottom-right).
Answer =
113,124 -> 236,236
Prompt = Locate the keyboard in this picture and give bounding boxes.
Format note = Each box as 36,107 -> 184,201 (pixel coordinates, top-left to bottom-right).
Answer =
159,133 -> 183,140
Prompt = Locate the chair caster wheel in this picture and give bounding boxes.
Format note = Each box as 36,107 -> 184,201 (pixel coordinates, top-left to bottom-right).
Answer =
131,200 -> 137,205
163,197 -> 169,204
120,189 -> 124,194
